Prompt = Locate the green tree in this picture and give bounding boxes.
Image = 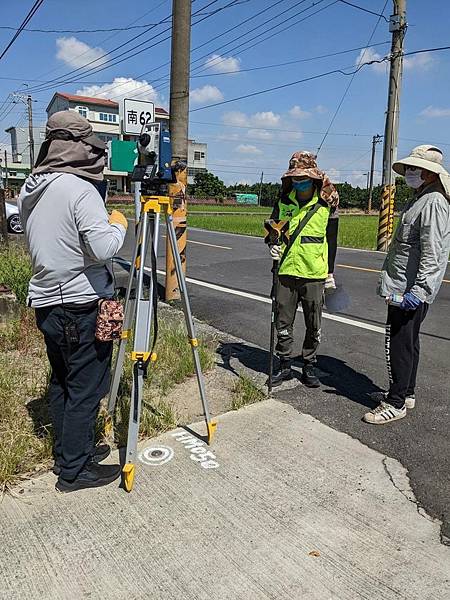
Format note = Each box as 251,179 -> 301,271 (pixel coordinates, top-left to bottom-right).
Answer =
188,171 -> 227,199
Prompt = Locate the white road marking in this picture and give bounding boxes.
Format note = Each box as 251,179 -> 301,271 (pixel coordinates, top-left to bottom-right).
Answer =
152,268 -> 385,335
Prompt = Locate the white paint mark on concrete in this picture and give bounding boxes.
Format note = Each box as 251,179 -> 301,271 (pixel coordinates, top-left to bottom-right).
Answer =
138,445 -> 174,467
172,430 -> 220,469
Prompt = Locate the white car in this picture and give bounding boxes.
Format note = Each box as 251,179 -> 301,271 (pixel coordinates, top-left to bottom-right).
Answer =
5,202 -> 23,234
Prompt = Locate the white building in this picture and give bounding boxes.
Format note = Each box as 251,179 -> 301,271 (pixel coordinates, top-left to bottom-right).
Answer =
187,140 -> 207,184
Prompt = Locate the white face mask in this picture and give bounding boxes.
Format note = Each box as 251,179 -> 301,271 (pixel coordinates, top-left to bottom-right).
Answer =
404,168 -> 424,189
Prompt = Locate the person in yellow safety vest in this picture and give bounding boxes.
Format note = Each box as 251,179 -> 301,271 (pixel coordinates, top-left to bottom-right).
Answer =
268,151 -> 339,387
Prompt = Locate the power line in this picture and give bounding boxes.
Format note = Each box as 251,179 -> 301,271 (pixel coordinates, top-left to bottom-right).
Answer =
316,0 -> 389,155
21,0 -> 229,95
338,0 -> 388,21
190,59 -> 390,112
0,0 -> 45,62
0,22 -> 162,34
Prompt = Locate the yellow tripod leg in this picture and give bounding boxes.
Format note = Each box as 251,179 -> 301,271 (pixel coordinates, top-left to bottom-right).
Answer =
122,464 -> 135,493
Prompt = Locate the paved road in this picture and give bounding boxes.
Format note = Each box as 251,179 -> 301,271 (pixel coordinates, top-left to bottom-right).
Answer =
117,224 -> 450,539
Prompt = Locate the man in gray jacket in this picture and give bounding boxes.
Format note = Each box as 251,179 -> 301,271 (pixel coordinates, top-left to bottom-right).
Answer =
19,110 -> 128,490
364,145 -> 450,424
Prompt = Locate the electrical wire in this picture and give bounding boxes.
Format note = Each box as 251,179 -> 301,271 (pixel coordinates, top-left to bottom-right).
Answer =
338,0 -> 388,21
190,58 -> 390,112
315,0 -> 389,155
0,0 -> 45,62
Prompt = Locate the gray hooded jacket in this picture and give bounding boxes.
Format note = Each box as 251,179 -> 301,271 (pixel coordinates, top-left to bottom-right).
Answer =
18,172 -> 126,308
378,183 -> 450,304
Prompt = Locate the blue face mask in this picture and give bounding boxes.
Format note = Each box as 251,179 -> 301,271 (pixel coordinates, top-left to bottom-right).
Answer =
292,179 -> 313,193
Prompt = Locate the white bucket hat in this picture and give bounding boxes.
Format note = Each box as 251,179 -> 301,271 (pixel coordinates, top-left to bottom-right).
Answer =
393,145 -> 450,198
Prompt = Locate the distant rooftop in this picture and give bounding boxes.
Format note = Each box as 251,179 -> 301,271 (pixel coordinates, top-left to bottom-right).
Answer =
48,92 -> 168,115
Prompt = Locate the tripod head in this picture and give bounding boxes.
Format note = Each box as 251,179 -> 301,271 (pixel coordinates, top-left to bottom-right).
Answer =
131,123 -> 185,195
264,219 -> 289,246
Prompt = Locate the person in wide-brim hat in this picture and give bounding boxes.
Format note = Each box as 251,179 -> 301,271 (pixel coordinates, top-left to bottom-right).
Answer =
363,144 -> 450,425
265,150 -> 340,389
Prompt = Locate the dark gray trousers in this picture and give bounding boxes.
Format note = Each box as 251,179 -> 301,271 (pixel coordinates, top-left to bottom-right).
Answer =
275,275 -> 325,364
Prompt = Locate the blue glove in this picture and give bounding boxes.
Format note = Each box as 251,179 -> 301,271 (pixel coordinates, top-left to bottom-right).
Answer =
400,291 -> 422,311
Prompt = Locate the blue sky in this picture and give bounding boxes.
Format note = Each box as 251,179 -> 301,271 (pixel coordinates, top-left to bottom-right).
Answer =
1,0 -> 450,185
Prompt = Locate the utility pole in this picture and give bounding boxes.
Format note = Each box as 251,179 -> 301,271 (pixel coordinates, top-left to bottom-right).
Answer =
165,0 -> 192,301
377,0 -> 407,250
4,150 -> 9,190
368,134 -> 382,213
27,94 -> 35,169
0,156 -> 8,245
258,171 -> 264,206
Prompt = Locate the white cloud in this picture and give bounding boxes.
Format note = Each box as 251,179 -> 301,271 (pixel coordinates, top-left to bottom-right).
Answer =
314,105 -> 327,114
204,54 -> 241,74
190,85 -> 223,105
420,105 -> 450,118
250,111 -> 280,127
222,111 -> 248,127
76,77 -> 160,104
56,37 -> 108,69
247,128 -> 274,140
404,52 -> 434,71
236,144 -> 262,155
356,47 -> 387,74
289,105 -> 311,119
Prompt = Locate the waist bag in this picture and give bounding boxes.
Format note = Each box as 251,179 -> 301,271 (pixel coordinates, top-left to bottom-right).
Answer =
95,299 -> 124,341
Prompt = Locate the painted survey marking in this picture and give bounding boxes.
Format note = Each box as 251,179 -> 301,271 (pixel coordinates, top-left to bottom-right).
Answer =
138,445 -> 174,467
171,430 -> 220,470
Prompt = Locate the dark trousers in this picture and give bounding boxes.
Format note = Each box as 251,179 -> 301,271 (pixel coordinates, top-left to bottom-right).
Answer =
326,217 -> 339,274
385,303 -> 429,409
35,303 -> 112,480
275,275 -> 324,365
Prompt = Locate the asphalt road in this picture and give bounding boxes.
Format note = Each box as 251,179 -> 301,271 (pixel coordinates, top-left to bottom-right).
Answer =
117,224 -> 450,539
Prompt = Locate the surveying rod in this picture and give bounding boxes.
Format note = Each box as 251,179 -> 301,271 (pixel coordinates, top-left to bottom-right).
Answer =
165,0 -> 192,300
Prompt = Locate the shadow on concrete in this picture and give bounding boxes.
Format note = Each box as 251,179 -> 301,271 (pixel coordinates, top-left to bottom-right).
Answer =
216,342 -> 381,410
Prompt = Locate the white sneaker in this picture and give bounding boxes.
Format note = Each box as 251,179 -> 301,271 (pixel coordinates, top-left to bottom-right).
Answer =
363,401 -> 407,425
405,395 -> 416,409
325,274 -> 336,290
383,392 -> 415,409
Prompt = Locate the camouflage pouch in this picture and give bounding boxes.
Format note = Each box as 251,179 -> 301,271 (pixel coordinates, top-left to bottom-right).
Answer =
95,299 -> 124,342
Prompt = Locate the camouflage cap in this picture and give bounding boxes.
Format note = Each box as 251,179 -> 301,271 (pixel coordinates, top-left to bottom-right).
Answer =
282,151 -> 339,207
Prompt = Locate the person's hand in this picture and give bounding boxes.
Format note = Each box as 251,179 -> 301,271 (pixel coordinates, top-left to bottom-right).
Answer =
400,291 -> 422,311
269,244 -> 283,261
109,209 -> 128,230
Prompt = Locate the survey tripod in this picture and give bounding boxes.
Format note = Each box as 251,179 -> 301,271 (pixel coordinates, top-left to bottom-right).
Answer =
106,148 -> 217,493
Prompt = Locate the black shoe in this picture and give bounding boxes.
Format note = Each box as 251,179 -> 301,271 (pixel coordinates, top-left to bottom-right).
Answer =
53,443 -> 112,476
55,462 -> 121,493
301,364 -> 320,388
268,361 -> 293,387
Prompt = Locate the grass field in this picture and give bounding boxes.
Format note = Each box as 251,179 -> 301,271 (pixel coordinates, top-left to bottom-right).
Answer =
186,214 -> 397,250
188,204 -> 270,213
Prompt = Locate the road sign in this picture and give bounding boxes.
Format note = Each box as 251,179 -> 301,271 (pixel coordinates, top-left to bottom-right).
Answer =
122,98 -> 155,135
109,140 -> 137,173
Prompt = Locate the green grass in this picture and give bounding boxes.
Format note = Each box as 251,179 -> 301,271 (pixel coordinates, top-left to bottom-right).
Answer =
0,244 -> 33,305
230,374 -> 266,411
187,214 -> 399,250
188,204 -> 270,213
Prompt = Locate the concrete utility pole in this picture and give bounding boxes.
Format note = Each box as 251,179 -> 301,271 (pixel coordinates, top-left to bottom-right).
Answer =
27,95 -> 35,169
377,0 -> 407,250
368,134 -> 382,213
166,0 -> 192,301
4,150 -> 9,190
258,171 -> 264,206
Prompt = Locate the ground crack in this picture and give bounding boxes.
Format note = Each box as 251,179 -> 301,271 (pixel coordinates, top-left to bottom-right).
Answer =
381,457 -> 435,523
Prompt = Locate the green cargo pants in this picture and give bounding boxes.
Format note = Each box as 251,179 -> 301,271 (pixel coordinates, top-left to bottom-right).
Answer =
275,275 -> 325,364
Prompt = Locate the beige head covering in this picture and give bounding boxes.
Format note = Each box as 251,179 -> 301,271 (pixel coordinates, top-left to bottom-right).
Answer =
393,144 -> 450,198
33,110 -> 107,182
282,151 -> 339,207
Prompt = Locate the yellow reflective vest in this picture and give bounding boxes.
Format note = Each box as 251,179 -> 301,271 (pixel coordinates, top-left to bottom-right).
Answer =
277,190 -> 330,279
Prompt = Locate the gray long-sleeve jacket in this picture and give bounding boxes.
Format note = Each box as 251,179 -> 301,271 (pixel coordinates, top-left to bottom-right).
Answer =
18,172 -> 126,308
378,183 -> 450,304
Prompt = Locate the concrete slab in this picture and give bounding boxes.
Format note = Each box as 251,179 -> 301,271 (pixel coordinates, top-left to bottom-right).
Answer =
1,400 -> 449,600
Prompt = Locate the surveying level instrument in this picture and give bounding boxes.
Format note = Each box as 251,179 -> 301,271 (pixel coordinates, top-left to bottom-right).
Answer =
106,124 -> 217,492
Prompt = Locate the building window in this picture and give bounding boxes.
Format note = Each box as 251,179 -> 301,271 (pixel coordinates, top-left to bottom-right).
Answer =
201,152 -> 205,158
97,133 -> 119,144
77,106 -> 88,119
99,112 -> 117,123
194,151 -> 201,161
